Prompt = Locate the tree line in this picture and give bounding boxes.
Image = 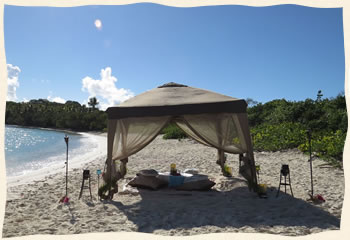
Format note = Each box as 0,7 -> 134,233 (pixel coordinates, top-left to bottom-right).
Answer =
5,97 -> 107,131
5,92 -> 347,166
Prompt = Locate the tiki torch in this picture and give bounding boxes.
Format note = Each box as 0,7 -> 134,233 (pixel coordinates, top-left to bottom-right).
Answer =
306,129 -> 313,197
64,134 -> 69,202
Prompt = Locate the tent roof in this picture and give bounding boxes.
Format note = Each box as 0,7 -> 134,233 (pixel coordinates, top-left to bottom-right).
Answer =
106,82 -> 247,119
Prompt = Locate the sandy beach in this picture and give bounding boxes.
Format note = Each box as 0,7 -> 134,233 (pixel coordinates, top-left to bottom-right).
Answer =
2,133 -> 344,237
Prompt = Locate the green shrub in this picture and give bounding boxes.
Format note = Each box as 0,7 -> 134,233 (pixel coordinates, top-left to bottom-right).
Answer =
162,123 -> 187,139
298,130 -> 345,167
251,122 -> 345,168
251,122 -> 305,151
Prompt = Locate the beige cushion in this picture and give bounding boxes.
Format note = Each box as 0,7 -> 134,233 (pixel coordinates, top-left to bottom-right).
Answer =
176,179 -> 215,191
128,175 -> 167,190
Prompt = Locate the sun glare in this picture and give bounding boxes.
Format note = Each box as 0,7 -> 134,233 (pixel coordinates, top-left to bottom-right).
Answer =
94,19 -> 102,30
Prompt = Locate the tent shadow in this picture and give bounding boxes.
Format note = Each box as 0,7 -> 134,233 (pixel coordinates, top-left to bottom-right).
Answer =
105,183 -> 341,234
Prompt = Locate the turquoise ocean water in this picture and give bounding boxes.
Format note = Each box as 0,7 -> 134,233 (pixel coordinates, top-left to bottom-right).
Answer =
4,125 -> 99,177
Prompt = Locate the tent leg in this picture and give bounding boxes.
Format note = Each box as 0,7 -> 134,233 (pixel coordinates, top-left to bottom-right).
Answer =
217,149 -> 226,174
106,120 -> 117,200
216,149 -> 221,166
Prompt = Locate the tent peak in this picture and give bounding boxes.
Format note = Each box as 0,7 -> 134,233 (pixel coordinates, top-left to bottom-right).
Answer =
158,82 -> 188,88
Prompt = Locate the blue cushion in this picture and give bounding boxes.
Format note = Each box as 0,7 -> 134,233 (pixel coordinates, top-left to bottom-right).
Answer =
168,175 -> 185,187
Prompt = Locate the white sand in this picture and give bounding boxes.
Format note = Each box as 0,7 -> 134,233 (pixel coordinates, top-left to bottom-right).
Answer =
2,135 -> 344,237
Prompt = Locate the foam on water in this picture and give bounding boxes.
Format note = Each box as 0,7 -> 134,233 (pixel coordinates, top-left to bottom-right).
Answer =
5,125 -> 107,187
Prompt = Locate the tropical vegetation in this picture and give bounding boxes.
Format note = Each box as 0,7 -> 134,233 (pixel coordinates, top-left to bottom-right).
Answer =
5,98 -> 107,131
161,91 -> 347,167
5,91 -> 347,167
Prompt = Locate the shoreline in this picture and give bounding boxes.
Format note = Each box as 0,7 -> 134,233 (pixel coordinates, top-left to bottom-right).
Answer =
6,129 -> 107,199
5,123 -> 106,135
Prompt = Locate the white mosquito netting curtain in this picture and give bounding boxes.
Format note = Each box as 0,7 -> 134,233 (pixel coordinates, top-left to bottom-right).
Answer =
105,112 -> 256,190
106,116 -> 171,181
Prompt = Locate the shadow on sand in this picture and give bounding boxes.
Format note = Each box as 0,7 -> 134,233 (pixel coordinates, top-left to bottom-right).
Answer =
103,178 -> 340,234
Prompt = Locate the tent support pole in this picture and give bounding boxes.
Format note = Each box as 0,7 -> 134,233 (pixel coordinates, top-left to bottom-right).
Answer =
107,120 -> 117,199
237,113 -> 258,192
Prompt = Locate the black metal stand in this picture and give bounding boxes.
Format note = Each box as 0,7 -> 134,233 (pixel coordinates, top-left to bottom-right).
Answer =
79,170 -> 92,200
276,165 -> 293,197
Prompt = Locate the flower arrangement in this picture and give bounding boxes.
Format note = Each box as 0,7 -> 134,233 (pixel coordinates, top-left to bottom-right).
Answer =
98,177 -> 118,200
223,164 -> 232,177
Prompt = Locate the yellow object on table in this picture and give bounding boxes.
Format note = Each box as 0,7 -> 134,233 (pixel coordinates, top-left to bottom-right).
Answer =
227,167 -> 232,176
223,164 -> 232,177
170,163 -> 177,175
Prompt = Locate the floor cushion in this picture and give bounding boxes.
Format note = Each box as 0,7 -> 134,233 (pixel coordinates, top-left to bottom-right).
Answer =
128,175 -> 167,190
175,178 -> 216,191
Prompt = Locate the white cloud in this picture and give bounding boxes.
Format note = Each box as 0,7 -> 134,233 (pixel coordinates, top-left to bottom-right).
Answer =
7,64 -> 21,101
94,19 -> 102,30
81,67 -> 134,110
47,94 -> 66,104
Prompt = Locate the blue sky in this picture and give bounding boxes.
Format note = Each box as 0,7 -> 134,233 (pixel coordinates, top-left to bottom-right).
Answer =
4,4 -> 345,109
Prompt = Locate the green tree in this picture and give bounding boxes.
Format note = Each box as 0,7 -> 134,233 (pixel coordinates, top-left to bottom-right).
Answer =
5,99 -> 108,132
316,90 -> 323,102
88,97 -> 99,110
246,98 -> 258,107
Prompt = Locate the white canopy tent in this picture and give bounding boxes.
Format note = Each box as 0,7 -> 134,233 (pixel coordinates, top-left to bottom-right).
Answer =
103,82 -> 258,198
